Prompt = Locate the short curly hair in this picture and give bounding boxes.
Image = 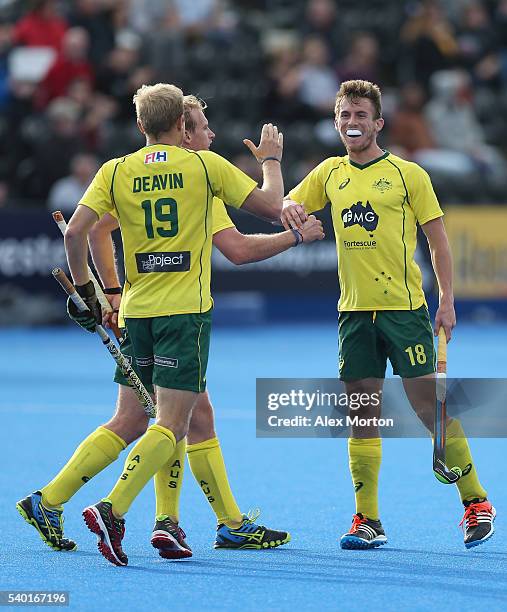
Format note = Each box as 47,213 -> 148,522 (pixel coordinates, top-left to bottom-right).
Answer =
335,80 -> 382,119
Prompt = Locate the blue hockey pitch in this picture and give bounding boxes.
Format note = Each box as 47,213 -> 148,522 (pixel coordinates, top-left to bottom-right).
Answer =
1,323 -> 506,611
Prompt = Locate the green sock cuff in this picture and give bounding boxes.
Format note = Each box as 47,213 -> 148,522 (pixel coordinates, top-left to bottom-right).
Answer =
186,436 -> 220,454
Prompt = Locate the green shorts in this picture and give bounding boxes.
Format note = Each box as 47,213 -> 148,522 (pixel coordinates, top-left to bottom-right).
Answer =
114,310 -> 212,393
338,306 -> 435,381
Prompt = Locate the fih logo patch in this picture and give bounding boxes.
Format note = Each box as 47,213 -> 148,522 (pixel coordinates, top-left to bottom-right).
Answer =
341,201 -> 379,232
144,151 -> 167,164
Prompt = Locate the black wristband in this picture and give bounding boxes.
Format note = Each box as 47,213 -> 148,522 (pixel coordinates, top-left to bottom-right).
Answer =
104,287 -> 122,295
75,280 -> 95,298
260,156 -> 281,164
290,228 -> 303,246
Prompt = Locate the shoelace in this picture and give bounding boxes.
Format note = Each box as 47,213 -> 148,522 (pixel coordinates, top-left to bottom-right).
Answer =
161,517 -> 186,540
350,513 -> 367,534
459,501 -> 491,530
244,509 -> 261,525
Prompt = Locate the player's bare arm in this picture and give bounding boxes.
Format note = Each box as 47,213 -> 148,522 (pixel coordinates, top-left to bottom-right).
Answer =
280,198 -> 308,230
213,215 -> 324,265
88,213 -> 122,328
421,216 -> 456,341
241,123 -> 284,220
65,204 -> 100,285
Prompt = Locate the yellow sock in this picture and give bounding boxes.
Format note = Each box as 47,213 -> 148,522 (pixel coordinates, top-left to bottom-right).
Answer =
445,419 -> 487,502
187,437 -> 242,526
108,424 -> 176,517
41,426 -> 126,508
348,437 -> 382,520
154,438 -> 186,521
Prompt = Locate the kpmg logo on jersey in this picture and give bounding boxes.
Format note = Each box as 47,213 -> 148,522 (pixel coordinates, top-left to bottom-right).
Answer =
144,151 -> 167,164
136,251 -> 190,273
341,201 -> 379,232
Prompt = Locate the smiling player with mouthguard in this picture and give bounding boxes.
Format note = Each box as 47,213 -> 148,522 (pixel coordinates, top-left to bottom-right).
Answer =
281,79 -> 495,550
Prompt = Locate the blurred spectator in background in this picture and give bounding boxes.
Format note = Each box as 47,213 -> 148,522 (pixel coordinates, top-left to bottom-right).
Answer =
264,32 -> 306,121
399,0 -> 459,90
96,29 -> 153,123
66,77 -> 116,151
425,69 -> 507,184
47,152 -> 98,213
296,35 -> 340,117
36,27 -> 94,108
169,0 -> 237,43
337,31 -> 381,85
70,0 -> 116,70
13,0 -> 67,51
389,82 -> 436,156
26,97 -> 84,200
303,0 -> 341,62
456,0 -> 501,90
389,80 -> 478,186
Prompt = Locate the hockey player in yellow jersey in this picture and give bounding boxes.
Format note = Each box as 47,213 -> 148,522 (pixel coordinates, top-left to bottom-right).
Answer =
61,83 -> 285,566
283,80 -> 494,551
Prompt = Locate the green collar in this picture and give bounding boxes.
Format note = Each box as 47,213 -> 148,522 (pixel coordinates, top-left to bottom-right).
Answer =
348,150 -> 389,170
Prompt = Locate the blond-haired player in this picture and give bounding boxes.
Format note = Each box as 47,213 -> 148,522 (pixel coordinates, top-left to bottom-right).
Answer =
16,84 -> 319,566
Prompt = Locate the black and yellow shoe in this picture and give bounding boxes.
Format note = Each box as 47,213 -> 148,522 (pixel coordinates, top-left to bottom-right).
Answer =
340,513 -> 387,550
214,511 -> 290,550
460,498 -> 496,549
16,491 -> 77,551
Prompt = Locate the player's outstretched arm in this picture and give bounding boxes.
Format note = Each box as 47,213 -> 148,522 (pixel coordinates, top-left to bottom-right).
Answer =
421,216 -> 456,341
241,123 -> 284,221
213,215 -> 324,265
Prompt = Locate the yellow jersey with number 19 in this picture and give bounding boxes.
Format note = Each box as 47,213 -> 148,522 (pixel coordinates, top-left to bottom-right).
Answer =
80,144 -> 256,317
289,151 -> 443,311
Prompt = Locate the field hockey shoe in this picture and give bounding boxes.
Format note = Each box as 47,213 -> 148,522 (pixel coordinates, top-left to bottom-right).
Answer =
151,515 -> 192,559
82,499 -> 127,566
214,510 -> 291,550
16,491 -> 77,551
460,498 -> 496,549
340,513 -> 387,549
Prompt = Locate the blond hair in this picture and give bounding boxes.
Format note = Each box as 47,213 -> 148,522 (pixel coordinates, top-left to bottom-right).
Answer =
133,83 -> 184,138
183,95 -> 208,133
335,80 -> 382,119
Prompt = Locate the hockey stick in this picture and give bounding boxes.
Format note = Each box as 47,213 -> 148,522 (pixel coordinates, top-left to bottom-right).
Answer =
52,210 -> 114,318
432,327 -> 461,484
52,267 -> 156,419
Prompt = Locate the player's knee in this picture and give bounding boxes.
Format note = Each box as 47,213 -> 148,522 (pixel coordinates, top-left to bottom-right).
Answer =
188,393 -> 216,442
105,413 -> 148,444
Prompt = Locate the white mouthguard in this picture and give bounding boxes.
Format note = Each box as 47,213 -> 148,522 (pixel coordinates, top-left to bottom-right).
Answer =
346,129 -> 362,137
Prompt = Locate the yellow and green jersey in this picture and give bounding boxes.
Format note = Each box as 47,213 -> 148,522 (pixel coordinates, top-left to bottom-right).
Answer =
211,197 -> 235,234
117,196 -> 236,327
289,151 -> 442,311
80,144 -> 255,318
